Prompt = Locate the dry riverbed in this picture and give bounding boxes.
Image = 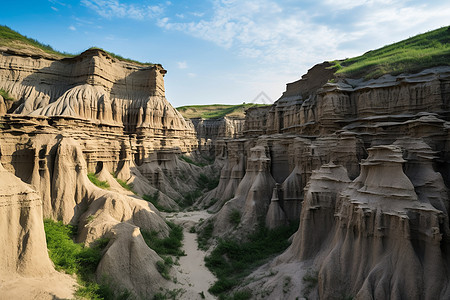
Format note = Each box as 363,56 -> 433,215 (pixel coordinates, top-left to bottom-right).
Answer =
163,210 -> 217,300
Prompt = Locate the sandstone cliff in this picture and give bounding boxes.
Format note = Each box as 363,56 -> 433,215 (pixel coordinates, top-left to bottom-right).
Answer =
0,46 -> 206,298
0,160 -> 76,299
202,65 -> 450,299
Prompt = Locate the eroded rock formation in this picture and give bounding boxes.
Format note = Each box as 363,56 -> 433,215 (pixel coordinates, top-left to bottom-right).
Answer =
201,66 -> 450,299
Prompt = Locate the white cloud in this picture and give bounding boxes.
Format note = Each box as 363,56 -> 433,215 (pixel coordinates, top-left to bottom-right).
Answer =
188,73 -> 197,78
51,6 -> 58,11
157,0 -> 450,77
177,61 -> 188,69
69,25 -> 76,31
81,0 -> 164,20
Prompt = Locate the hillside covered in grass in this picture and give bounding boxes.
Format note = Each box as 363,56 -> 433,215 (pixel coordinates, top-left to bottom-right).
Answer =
332,26 -> 450,79
0,25 -> 71,57
0,25 -> 154,65
176,103 -> 269,119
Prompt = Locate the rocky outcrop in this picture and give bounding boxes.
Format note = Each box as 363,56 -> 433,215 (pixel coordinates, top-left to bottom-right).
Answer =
190,117 -> 245,154
0,47 -> 197,153
244,66 -> 450,136
0,160 -> 76,299
203,65 -> 450,298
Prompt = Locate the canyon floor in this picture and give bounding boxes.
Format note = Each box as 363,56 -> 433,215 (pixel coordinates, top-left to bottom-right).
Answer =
164,210 -> 217,300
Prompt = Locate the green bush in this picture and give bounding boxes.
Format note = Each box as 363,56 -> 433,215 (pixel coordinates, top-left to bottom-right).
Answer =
142,222 -> 185,257
113,176 -> 134,192
205,222 -> 299,297
179,155 -> 206,167
229,209 -> 241,227
156,260 -> 171,280
0,88 -> 14,101
180,189 -> 203,207
43,219 -> 123,299
198,173 -> 219,191
88,173 -> 110,189
143,191 -> 175,212
197,222 -> 214,250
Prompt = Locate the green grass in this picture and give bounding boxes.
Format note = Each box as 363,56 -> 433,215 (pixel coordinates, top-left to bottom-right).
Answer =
0,25 -> 154,65
87,47 -> 156,66
197,221 -> 214,251
176,103 -> 269,119
197,173 -> 219,191
0,88 -> 14,101
43,219 -> 125,300
205,222 -> 298,297
143,191 -> 176,212
179,155 -> 207,167
111,173 -> 135,193
88,173 -> 110,189
141,222 -> 185,257
229,209 -> 241,228
0,25 -> 72,57
332,26 -> 450,79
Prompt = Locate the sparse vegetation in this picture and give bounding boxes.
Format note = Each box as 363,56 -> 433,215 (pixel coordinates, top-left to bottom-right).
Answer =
143,191 -> 174,212
0,88 -> 14,101
156,259 -> 171,280
87,47 -> 156,66
332,26 -> 450,79
43,219 -> 124,299
88,173 -> 110,189
302,270 -> 318,297
198,173 -> 219,191
111,174 -> 134,192
177,103 -> 269,119
141,222 -> 185,257
0,25 -> 153,65
197,221 -> 214,251
153,288 -> 185,300
0,25 -> 72,57
229,209 -> 241,227
179,155 -> 206,167
179,189 -> 203,207
205,222 -> 298,297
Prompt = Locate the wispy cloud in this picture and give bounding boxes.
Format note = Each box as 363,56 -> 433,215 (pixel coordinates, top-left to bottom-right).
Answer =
69,25 -> 76,31
177,61 -> 188,69
157,0 -> 450,75
81,0 -> 164,20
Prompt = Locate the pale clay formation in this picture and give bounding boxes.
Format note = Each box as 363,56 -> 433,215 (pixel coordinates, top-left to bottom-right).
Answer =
1,47 -> 450,299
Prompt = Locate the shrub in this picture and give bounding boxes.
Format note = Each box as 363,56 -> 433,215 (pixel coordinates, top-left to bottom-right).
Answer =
113,175 -> 134,192
197,173 -> 219,191
88,173 -> 110,189
43,219 -> 122,299
0,88 -> 14,101
141,222 -> 185,257
229,209 -> 241,227
205,222 -> 299,297
179,155 -> 206,167
197,222 -> 214,251
180,189 -> 202,207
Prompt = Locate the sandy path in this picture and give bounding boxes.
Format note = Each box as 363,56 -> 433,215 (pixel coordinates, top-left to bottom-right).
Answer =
164,210 -> 217,300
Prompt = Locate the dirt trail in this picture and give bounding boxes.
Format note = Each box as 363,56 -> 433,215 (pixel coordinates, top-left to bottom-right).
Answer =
164,210 -> 217,300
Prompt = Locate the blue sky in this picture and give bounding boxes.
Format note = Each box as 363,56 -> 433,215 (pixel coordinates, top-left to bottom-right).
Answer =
2,0 -> 449,107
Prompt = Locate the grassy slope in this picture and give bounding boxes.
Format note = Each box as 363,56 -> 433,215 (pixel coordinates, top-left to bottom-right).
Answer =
0,25 -> 154,65
333,26 -> 450,79
176,103 -> 268,119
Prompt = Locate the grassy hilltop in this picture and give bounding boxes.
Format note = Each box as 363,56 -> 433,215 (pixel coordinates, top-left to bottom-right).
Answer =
0,25 -> 154,65
176,103 -> 269,119
332,26 -> 450,79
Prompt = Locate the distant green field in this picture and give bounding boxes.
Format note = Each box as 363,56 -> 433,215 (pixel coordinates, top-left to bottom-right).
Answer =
332,26 -> 450,79
176,103 -> 269,119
